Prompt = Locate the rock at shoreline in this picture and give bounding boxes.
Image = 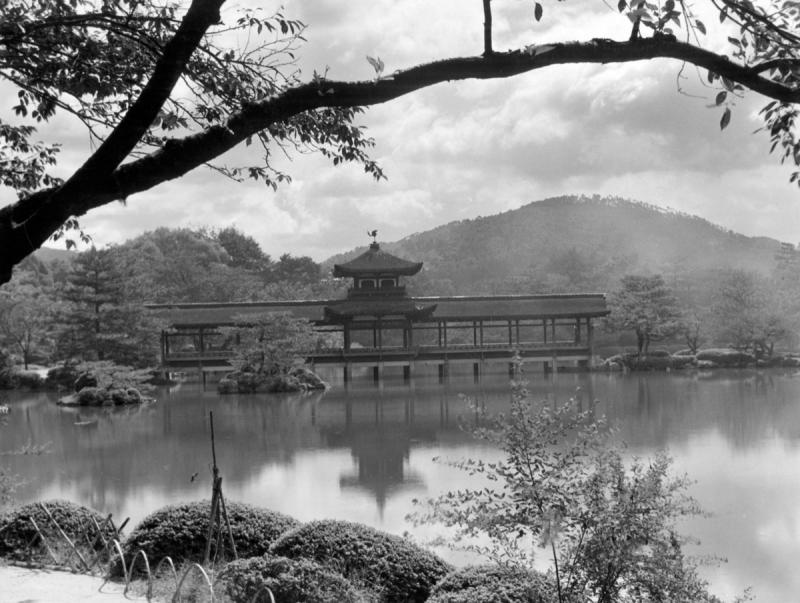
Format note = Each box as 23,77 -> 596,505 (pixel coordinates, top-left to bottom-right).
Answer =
695,348 -> 755,368
58,386 -> 152,406
218,366 -> 327,394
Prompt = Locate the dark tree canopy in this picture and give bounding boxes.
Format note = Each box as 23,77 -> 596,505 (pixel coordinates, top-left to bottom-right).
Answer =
2,0 -> 800,283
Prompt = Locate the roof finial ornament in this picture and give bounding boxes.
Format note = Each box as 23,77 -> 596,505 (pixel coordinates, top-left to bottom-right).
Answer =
367,229 -> 378,249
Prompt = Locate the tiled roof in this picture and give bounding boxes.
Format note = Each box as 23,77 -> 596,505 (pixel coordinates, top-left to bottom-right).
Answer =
146,294 -> 608,328
325,299 -> 437,319
333,243 -> 423,277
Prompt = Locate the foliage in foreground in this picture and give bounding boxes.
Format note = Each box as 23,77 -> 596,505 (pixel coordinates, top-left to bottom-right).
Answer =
428,564 -> 555,603
270,519 -> 452,603
0,499 -> 113,560
411,369 -> 734,603
113,500 -> 299,577
219,554 -> 367,603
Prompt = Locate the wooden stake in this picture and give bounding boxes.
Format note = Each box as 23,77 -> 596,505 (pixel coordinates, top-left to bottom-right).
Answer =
38,502 -> 90,571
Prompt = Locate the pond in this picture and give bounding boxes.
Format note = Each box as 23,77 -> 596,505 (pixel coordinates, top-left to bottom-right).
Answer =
3,366 -> 800,602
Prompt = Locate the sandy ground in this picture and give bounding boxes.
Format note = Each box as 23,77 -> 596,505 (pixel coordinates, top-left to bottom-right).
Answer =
0,565 -> 152,603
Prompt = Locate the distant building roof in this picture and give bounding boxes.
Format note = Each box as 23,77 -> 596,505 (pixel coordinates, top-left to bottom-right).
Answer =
146,294 -> 608,328
333,243 -> 423,278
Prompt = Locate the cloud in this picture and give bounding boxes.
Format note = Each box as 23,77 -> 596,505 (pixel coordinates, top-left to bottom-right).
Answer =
5,0 -> 798,262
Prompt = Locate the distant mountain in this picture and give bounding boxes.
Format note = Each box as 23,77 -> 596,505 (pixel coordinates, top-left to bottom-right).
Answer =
325,195 -> 783,295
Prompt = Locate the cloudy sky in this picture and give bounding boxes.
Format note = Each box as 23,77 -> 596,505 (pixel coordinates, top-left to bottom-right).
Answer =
8,0 -> 800,260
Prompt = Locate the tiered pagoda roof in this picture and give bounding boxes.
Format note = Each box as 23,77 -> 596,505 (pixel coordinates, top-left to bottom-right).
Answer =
333,242 -> 423,278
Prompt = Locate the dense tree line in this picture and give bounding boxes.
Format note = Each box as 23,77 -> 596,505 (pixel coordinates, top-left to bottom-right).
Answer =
0,226 -> 338,368
607,254 -> 800,357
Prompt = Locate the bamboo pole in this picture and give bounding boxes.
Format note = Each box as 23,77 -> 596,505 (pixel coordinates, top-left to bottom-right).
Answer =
38,502 -> 90,571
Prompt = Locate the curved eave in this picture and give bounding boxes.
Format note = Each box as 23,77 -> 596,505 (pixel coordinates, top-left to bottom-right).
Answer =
332,262 -> 423,278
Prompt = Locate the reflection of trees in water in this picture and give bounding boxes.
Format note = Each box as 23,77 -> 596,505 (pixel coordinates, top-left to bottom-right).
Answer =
596,370 -> 800,450
6,369 -> 800,520
3,388 -> 326,515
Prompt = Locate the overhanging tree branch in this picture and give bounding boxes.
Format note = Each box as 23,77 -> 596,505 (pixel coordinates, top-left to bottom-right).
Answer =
2,34 -> 800,283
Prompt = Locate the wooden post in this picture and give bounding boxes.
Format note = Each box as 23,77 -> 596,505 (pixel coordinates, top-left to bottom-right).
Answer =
542,319 -> 547,344
204,412 -> 220,566
437,322 -> 442,347
479,320 -> 484,347
443,322 -> 448,348
473,321 -> 478,346
551,319 -> 556,343
516,320 -> 520,345
343,323 -> 351,352
508,321 -> 513,346
403,365 -> 411,382
473,362 -> 480,383
575,318 -> 581,343
199,328 -> 205,353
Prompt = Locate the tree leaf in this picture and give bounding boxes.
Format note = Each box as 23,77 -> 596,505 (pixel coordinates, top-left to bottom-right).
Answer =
535,2 -> 543,22
695,19 -> 706,34
720,107 -> 732,130
618,0 -> 627,12
715,91 -> 727,105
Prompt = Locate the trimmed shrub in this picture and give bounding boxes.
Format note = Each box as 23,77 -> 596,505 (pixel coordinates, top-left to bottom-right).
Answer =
0,499 -> 113,559
270,520 -> 452,602
428,564 -> 555,603
218,554 -> 364,603
696,348 -> 754,367
113,500 -> 299,576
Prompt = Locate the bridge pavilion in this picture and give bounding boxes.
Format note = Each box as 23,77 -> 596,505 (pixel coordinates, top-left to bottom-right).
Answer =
147,242 -> 609,381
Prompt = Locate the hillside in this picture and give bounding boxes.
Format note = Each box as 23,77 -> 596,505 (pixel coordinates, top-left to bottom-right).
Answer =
325,195 -> 783,294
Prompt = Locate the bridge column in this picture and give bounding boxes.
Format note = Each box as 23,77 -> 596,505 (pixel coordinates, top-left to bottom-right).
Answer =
343,323 -> 351,352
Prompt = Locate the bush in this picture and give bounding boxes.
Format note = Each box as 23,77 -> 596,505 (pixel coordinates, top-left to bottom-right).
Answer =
0,348 -> 14,389
45,360 -> 82,390
270,520 -> 451,602
0,499 -> 114,559
113,500 -> 299,576
428,564 -> 554,603
695,348 -> 755,367
218,554 -> 364,603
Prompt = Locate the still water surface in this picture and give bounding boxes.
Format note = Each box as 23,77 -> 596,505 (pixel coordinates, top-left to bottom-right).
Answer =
3,366 -> 800,602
